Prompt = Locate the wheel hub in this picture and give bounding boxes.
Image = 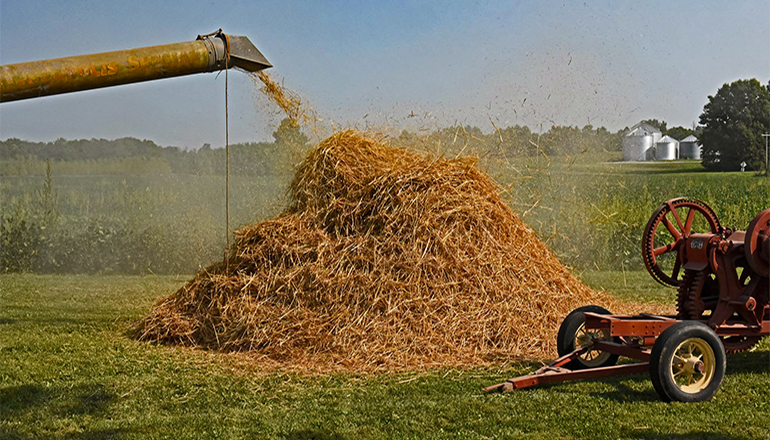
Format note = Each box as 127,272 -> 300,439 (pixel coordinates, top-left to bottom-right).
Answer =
671,338 -> 716,393
573,323 -> 612,367
676,357 -> 704,375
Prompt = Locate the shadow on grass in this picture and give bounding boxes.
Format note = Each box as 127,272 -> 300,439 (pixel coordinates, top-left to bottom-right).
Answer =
0,384 -> 53,415
726,349 -> 770,375
621,429 -> 754,440
0,428 -> 132,440
584,376 -> 658,403
0,382 -> 115,418
516,349 -> 769,403
1,383 -> 127,439
284,430 -> 349,440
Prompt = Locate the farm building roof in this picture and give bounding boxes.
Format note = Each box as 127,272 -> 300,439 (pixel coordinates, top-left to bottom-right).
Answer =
624,121 -> 661,137
657,135 -> 679,143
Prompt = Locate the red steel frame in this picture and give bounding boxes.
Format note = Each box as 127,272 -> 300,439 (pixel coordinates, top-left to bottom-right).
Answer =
483,312 -> 769,393
485,203 -> 769,394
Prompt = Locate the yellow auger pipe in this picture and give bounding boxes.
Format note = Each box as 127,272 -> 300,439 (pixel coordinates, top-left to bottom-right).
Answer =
0,30 -> 271,102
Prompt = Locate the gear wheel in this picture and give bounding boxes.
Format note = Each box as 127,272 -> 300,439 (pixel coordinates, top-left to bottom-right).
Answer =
685,271 -> 719,319
676,269 -> 698,319
642,198 -> 720,287
677,269 -> 762,353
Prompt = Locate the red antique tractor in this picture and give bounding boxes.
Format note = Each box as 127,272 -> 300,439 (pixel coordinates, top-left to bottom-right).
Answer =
486,198 -> 770,402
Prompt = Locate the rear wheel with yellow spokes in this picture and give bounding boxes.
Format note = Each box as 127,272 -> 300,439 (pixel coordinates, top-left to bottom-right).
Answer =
650,321 -> 726,402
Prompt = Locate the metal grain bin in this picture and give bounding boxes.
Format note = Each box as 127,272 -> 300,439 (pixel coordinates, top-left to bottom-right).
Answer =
633,122 -> 662,143
679,135 -> 701,159
655,135 -> 679,160
623,127 -> 655,161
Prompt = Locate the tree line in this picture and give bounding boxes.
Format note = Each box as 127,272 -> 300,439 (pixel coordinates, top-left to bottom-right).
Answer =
1,120 -> 630,169
2,78 -> 768,173
0,119 -> 310,176
0,119 -> 636,174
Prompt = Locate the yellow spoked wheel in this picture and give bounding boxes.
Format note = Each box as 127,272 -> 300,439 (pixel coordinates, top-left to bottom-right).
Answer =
557,305 -> 619,370
670,338 -> 716,393
574,322 -> 614,367
651,321 -> 726,402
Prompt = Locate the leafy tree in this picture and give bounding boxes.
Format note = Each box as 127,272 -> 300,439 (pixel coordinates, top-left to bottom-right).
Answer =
271,118 -> 310,169
699,79 -> 770,171
499,124 -> 535,156
666,126 -> 695,141
642,119 -> 668,133
272,118 -> 309,148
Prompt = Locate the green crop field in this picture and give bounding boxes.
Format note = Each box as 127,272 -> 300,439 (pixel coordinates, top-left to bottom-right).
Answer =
3,154 -> 768,274
1,273 -> 768,440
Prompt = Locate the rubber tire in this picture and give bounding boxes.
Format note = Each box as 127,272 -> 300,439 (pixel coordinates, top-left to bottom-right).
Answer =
556,305 -> 620,370
650,321 -> 726,403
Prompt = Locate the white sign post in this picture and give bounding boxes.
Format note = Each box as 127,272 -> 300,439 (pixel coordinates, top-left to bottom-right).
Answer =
762,133 -> 769,177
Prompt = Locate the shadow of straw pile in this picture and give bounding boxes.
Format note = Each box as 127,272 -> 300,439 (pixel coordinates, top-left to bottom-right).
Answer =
134,129 -> 619,372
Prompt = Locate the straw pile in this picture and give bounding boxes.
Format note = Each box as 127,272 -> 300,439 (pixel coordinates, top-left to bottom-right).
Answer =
135,129 -> 617,371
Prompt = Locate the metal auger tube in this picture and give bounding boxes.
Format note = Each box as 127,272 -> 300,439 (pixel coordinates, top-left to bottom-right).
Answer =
0,30 -> 271,102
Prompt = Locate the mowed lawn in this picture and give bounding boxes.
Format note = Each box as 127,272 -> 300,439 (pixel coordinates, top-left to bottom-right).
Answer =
1,274 -> 769,440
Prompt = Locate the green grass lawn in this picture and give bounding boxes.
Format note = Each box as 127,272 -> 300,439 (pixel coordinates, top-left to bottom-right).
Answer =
1,274 -> 768,440
577,270 -> 679,306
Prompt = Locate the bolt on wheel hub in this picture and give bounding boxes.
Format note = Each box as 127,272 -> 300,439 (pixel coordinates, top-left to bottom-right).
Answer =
670,338 -> 716,393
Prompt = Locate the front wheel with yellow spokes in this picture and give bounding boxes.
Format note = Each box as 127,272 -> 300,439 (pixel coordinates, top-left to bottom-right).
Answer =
557,305 -> 619,370
650,321 -> 726,402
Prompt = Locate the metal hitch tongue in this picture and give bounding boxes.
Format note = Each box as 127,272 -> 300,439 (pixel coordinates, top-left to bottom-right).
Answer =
0,29 -> 272,102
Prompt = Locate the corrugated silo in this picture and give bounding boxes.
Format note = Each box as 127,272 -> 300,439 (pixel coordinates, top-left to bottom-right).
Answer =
622,122 -> 662,161
679,135 -> 701,159
623,127 -> 654,161
636,122 -> 662,144
655,135 -> 679,160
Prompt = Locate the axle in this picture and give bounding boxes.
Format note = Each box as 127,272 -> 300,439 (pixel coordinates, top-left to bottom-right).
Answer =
0,30 -> 271,102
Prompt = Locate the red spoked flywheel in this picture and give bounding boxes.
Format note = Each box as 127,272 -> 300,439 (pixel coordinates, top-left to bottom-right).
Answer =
642,198 -> 721,287
745,208 -> 770,278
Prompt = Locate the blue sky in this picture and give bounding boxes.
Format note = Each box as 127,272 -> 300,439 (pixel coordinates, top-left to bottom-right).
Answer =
1,0 -> 768,147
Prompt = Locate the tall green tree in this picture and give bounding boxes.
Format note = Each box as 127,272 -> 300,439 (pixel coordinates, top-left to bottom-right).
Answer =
665,126 -> 695,141
272,117 -> 310,166
272,118 -> 309,148
642,119 -> 668,133
699,79 -> 770,171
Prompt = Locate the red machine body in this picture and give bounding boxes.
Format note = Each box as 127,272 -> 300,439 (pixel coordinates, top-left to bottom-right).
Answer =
486,198 -> 769,402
